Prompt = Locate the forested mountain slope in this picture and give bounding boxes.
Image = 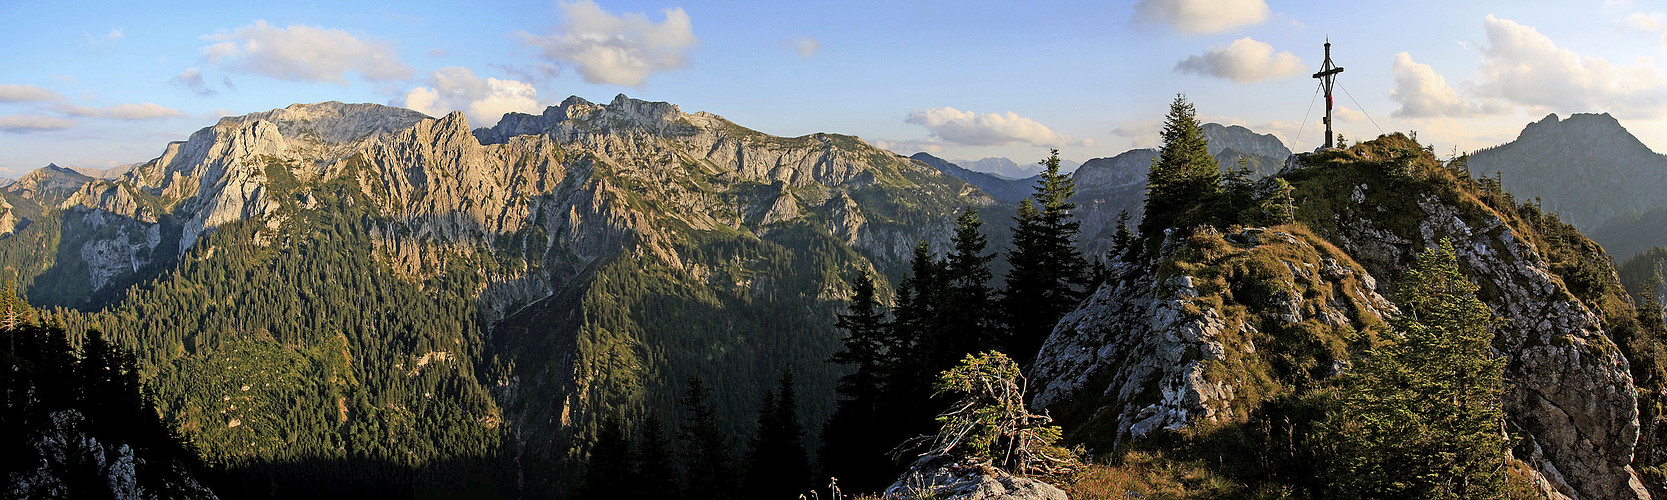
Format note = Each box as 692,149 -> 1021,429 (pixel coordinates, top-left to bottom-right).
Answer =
0,95 -> 991,495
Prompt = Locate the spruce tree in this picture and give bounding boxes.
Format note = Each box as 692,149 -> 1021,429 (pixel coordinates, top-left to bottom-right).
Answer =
1324,240 -> 1507,498
676,378 -> 737,499
633,416 -> 679,498
1142,93 -> 1221,237
822,273 -> 902,493
1110,210 -> 1135,260
828,273 -> 889,404
574,416 -> 635,500
742,370 -> 811,499
939,209 -> 997,366
1001,150 -> 1088,364
889,241 -> 946,399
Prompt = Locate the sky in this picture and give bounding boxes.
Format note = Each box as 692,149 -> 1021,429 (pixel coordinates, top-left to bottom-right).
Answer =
4,0 -> 1667,177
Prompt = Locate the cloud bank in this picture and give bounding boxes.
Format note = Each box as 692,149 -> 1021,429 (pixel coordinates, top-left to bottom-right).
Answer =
906,107 -> 1084,147
517,1 -> 698,87
57,103 -> 184,120
0,84 -> 64,103
401,67 -> 542,126
0,115 -> 76,133
1174,38 -> 1305,83
202,20 -> 413,82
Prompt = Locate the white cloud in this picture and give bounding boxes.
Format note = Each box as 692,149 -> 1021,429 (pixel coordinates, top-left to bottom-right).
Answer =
0,84 -> 64,103
906,107 -> 1080,147
85,28 -> 123,46
1390,52 -> 1503,118
1334,105 -> 1368,123
1472,15 -> 1667,118
201,20 -> 413,82
400,67 -> 542,126
1622,12 -> 1665,32
1174,37 -> 1305,83
786,36 -> 820,58
0,115 -> 75,133
871,138 -> 945,155
57,103 -> 185,120
1134,0 -> 1269,35
170,68 -> 217,96
516,1 -> 698,87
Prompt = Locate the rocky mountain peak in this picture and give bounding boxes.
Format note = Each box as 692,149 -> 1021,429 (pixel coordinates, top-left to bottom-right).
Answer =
1516,112 -> 1634,145
1470,111 -> 1666,230
476,94 -> 708,144
1201,122 -> 1291,159
221,101 -> 431,146
8,163 -> 95,203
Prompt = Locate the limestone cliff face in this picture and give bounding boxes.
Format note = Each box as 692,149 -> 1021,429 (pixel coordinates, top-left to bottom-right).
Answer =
28,96 -> 977,316
477,94 -> 985,264
1032,137 -> 1650,499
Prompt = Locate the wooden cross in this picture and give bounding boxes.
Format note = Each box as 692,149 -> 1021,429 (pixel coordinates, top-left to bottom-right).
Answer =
1312,39 -> 1345,149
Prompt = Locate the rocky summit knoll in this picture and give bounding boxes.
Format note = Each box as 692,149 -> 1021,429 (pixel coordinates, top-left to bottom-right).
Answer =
0,95 -> 991,495
1033,134 -> 1656,499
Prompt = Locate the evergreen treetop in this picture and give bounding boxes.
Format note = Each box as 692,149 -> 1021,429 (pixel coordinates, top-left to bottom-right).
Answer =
1142,93 -> 1222,237
1001,150 -> 1088,364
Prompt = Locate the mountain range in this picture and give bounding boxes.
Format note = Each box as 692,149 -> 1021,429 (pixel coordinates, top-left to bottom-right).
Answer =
4,96 -> 1667,499
0,95 -> 992,496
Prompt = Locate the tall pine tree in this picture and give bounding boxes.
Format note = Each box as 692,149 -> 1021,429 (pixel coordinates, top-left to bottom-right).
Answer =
1001,150 -> 1088,364
821,272 -> 903,493
676,378 -> 737,499
937,209 -> 997,369
633,416 -> 679,498
574,416 -> 635,500
1324,240 -> 1507,497
743,370 -> 811,499
1141,93 -> 1221,237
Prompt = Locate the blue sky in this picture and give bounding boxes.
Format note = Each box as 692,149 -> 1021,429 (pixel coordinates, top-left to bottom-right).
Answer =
4,0 -> 1667,177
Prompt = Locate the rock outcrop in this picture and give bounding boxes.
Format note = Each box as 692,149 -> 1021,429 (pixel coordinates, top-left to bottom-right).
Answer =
1033,226 -> 1393,445
886,458 -> 1067,500
1033,136 -> 1650,499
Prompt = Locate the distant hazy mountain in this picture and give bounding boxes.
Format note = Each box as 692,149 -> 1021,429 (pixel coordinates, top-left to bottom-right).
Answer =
1201,123 -> 1291,160
952,156 -> 1082,179
1470,113 -> 1667,233
7,163 -> 93,205
66,163 -> 139,179
912,153 -> 1035,202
